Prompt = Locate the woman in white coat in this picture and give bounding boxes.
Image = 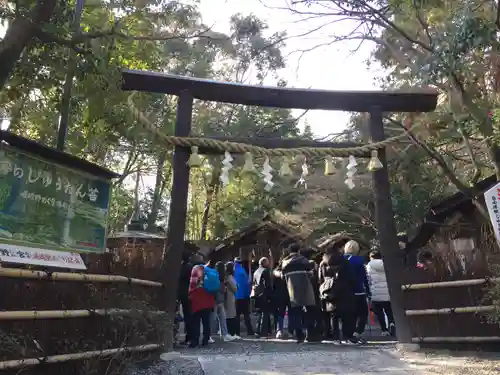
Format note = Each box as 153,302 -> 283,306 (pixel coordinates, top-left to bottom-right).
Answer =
366,250 -> 395,336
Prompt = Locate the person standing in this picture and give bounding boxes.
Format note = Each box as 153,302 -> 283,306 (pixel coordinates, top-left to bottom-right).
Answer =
279,244 -> 316,343
188,264 -> 215,348
343,240 -> 371,344
366,250 -> 395,336
177,252 -> 194,346
234,257 -> 255,336
318,248 -> 357,344
212,261 -> 235,342
252,257 -> 273,337
225,262 -> 240,338
272,264 -> 290,339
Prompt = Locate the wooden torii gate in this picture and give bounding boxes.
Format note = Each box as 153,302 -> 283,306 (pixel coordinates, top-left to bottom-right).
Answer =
122,69 -> 438,349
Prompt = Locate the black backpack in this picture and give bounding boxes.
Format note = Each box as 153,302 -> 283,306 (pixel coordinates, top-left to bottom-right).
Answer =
319,276 -> 337,302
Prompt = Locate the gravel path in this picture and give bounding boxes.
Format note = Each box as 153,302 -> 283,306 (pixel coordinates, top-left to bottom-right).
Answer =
176,338 -> 500,375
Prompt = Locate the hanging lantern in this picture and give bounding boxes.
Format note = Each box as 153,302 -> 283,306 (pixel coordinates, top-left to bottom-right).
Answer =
241,152 -> 256,174
279,157 -> 292,177
367,150 -> 383,171
187,146 -> 202,168
324,155 -> 335,175
261,157 -> 274,192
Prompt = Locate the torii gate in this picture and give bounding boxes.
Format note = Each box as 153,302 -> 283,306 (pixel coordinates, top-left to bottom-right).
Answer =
122,69 -> 438,349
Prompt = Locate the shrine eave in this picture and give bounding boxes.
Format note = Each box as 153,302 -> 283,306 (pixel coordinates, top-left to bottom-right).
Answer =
121,69 -> 439,113
0,131 -> 119,180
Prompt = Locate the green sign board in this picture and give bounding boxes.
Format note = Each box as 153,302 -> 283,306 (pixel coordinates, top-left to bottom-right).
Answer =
0,145 -> 111,253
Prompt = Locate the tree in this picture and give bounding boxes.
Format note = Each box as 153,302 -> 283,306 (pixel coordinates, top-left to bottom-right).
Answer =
272,0 -> 499,220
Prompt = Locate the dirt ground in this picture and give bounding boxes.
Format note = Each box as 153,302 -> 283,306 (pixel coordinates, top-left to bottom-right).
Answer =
398,350 -> 500,375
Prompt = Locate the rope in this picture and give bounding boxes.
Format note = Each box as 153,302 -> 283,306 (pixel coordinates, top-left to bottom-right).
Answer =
127,93 -> 416,158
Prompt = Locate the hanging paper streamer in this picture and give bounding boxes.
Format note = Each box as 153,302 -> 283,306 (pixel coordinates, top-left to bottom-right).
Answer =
279,157 -> 292,177
241,152 -> 256,174
367,150 -> 383,171
219,151 -> 233,187
187,146 -> 202,168
261,157 -> 274,192
345,155 -> 357,190
294,158 -> 309,189
324,155 -> 335,175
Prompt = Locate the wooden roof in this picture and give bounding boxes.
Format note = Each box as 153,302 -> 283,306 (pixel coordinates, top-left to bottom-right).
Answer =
407,175 -> 497,251
316,232 -> 369,249
1,131 -> 119,180
122,70 -> 438,112
212,215 -> 308,255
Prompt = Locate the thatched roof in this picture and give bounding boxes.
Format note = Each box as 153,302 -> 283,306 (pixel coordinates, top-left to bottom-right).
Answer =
315,232 -> 370,254
407,175 -> 496,252
212,215 -> 310,255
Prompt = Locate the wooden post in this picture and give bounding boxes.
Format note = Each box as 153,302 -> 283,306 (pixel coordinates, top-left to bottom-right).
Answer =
369,107 -> 413,346
161,90 -> 193,350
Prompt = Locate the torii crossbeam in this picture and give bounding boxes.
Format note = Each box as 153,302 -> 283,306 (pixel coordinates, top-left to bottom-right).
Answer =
122,69 -> 438,349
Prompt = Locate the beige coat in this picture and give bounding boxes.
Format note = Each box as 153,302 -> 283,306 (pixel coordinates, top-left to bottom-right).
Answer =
224,275 -> 237,319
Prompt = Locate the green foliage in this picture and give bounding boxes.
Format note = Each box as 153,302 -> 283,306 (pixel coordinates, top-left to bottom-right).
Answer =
1,1 -> 303,239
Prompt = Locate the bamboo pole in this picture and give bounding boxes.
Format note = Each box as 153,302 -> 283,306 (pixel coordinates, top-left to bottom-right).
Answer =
405,305 -> 495,316
401,277 -> 500,291
0,268 -> 162,287
412,336 -> 500,343
0,309 -> 165,320
0,343 -> 161,370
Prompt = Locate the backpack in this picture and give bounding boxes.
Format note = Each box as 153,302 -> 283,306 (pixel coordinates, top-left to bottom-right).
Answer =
251,277 -> 265,298
203,266 -> 220,294
319,273 -> 339,302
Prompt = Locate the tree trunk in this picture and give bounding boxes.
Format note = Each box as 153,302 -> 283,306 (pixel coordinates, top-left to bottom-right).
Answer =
200,182 -> 219,240
0,0 -> 57,90
130,171 -> 141,223
147,151 -> 167,231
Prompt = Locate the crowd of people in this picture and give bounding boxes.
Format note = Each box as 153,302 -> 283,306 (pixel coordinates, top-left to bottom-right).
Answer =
176,240 -> 397,348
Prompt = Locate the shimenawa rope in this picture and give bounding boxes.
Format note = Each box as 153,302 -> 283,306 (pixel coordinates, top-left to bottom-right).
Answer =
127,93 -> 414,157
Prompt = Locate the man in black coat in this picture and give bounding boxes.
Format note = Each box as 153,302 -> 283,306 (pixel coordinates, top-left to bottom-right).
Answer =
252,257 -> 273,337
178,252 -> 195,345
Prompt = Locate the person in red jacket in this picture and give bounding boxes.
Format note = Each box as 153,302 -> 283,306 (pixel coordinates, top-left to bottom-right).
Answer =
188,264 -> 215,348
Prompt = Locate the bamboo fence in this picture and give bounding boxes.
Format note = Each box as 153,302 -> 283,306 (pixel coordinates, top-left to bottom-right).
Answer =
0,267 -> 163,287
0,344 -> 161,370
405,305 -> 495,316
412,336 -> 500,343
401,277 -> 500,291
0,309 -> 165,320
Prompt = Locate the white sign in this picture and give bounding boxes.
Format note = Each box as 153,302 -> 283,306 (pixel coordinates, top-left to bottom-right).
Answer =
484,181 -> 500,244
0,243 -> 87,270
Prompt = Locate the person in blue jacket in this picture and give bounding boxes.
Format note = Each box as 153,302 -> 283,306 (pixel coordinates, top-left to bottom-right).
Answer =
343,240 -> 371,344
233,257 -> 255,336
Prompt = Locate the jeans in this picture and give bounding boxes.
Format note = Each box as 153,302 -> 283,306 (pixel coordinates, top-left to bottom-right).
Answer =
274,305 -> 286,333
354,294 -> 368,335
371,301 -> 394,331
235,298 -> 254,335
190,308 -> 212,346
211,303 -> 229,337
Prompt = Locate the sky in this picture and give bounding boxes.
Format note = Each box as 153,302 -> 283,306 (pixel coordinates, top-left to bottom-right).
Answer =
0,1 -> 383,137
198,0 -> 383,137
